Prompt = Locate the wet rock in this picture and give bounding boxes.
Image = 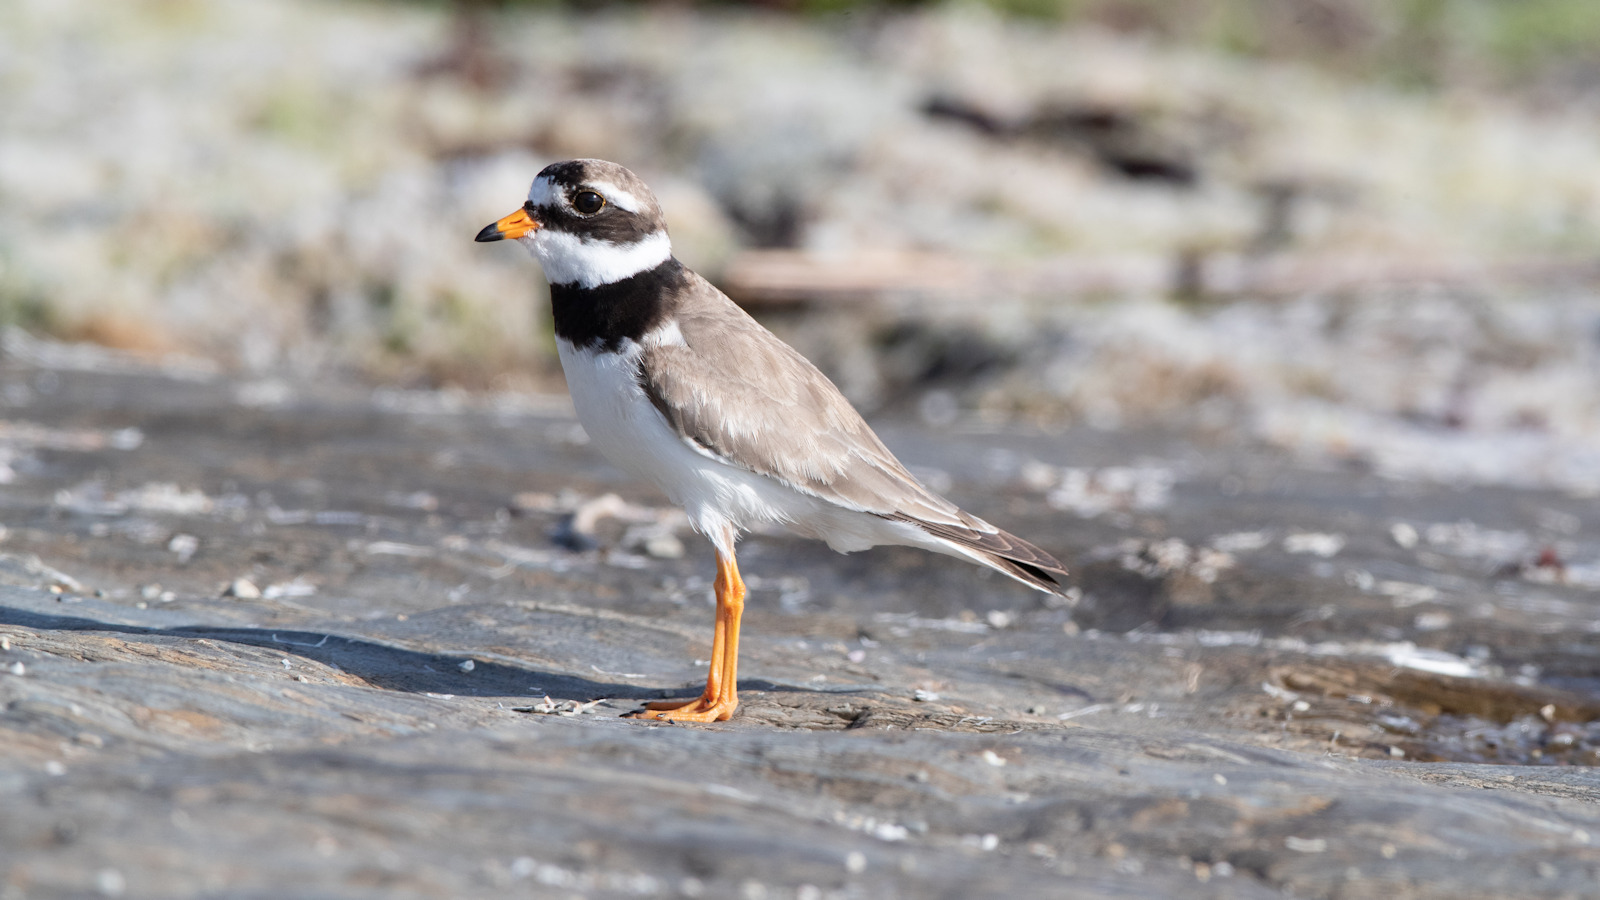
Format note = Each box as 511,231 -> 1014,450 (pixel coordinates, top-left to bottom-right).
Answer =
2,362 -> 1599,898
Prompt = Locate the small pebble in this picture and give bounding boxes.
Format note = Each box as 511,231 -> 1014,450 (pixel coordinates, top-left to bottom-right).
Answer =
1285,836 -> 1327,853
7,662 -> 23,676
167,533 -> 199,563
644,533 -> 684,559
458,659 -> 476,673
845,851 -> 866,874
224,578 -> 262,599
1390,522 -> 1419,549
95,868 -> 125,897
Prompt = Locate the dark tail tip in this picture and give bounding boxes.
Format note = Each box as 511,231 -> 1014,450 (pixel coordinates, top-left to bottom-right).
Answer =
987,553 -> 1070,596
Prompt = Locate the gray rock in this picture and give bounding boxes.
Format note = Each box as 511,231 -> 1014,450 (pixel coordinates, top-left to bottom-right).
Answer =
2,363 -> 1598,898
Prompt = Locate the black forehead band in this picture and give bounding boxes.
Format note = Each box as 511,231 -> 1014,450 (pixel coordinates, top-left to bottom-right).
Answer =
525,198 -> 660,245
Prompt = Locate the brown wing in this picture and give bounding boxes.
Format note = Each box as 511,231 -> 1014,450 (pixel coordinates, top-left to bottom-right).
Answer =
637,273 -> 973,528
639,272 -> 1068,593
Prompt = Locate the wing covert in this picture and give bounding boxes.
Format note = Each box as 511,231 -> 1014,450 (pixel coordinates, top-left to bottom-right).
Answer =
636,294 -> 971,528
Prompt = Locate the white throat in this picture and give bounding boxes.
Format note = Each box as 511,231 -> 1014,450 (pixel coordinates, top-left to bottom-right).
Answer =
521,230 -> 672,289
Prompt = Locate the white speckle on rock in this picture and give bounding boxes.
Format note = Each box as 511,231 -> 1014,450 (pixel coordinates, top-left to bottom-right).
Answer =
167,533 -> 199,563
1390,522 -> 1419,549
1283,532 -> 1345,557
1285,836 -> 1327,853
95,868 -> 125,897
961,833 -> 1000,851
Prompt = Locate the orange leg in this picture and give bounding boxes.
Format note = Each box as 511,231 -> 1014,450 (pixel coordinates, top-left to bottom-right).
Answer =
632,550 -> 745,722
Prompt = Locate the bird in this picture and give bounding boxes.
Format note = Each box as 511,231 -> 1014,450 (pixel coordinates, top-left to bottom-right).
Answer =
476,159 -> 1068,722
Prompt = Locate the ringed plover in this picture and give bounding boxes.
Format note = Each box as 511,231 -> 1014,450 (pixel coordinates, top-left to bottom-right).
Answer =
477,159 -> 1068,722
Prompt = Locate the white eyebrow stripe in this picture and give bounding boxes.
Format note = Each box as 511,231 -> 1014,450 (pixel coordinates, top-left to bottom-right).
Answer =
581,180 -> 642,213
525,176 -> 642,213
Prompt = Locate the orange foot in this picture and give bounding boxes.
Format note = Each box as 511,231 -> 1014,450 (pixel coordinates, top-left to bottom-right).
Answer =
628,693 -> 739,723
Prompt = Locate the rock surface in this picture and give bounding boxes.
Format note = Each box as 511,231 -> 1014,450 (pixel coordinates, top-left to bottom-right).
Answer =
3,358 -> 1600,899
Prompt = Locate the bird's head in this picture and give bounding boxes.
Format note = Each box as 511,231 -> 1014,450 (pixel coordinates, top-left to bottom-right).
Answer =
476,159 -> 672,288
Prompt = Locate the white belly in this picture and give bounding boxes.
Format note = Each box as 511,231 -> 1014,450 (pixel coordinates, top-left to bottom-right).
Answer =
556,337 -> 944,559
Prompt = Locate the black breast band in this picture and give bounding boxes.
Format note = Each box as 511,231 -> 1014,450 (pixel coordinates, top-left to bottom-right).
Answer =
550,258 -> 685,352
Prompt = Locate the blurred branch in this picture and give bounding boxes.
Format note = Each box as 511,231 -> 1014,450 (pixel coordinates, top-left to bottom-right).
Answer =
721,248 -> 1600,309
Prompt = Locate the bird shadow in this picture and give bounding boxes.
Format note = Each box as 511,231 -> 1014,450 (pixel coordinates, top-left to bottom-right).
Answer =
0,603 -> 656,702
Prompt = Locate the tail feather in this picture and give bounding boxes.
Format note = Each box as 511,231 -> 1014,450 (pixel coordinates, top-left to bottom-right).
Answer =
886,513 -> 1069,596
978,551 -> 1068,595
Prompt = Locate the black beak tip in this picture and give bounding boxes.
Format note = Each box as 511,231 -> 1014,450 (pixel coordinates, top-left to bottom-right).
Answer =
474,223 -> 505,243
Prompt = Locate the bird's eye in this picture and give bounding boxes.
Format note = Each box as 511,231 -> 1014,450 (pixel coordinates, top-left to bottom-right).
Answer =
573,191 -> 605,214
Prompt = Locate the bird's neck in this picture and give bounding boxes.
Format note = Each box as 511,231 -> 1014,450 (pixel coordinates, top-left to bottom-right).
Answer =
550,257 -> 686,353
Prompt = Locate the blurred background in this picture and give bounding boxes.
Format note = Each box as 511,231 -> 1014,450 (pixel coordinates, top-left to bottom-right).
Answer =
2,0 -> 1598,492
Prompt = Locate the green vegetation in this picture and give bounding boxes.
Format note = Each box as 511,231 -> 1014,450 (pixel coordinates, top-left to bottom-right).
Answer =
424,0 -> 1599,90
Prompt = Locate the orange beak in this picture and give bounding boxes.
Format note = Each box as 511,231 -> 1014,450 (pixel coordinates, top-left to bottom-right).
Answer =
475,207 -> 539,242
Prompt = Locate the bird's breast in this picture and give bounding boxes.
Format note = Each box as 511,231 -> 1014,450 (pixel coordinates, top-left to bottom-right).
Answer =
554,336 -> 828,544
556,337 -> 669,472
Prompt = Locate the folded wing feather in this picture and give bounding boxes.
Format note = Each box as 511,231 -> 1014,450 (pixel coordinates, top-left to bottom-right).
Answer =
635,271 -> 1069,593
